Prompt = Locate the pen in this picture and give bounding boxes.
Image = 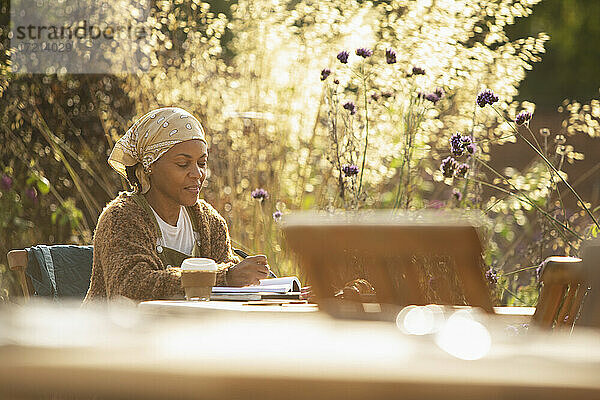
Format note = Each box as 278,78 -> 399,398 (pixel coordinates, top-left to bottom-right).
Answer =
233,248 -> 277,278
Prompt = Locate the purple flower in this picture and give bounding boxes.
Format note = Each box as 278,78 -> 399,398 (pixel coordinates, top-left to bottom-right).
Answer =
343,101 -> 357,115
370,92 -> 381,102
411,66 -> 426,76
273,210 -> 283,222
441,156 -> 458,178
515,111 -> 532,125
320,68 -> 331,81
450,133 -> 464,157
466,143 -> 476,155
385,48 -> 396,64
476,89 -> 499,108
355,48 -> 373,58
25,187 -> 38,201
337,51 -> 349,64
434,87 -> 444,99
485,267 -> 498,285
251,188 -> 269,201
0,175 -> 13,191
425,93 -> 440,104
455,163 -> 469,178
461,136 -> 472,147
342,164 -> 359,177
452,188 -> 462,201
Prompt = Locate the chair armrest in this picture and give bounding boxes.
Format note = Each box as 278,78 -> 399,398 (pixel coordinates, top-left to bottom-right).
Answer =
7,250 -> 28,272
6,250 -> 31,299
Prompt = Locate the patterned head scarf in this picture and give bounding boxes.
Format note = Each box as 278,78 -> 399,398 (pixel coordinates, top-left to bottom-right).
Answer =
108,107 -> 207,194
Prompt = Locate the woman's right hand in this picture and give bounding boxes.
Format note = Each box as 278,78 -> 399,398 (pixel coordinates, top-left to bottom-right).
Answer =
226,255 -> 270,286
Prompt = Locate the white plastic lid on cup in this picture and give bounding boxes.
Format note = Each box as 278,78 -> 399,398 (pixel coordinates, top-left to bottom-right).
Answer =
181,258 -> 218,271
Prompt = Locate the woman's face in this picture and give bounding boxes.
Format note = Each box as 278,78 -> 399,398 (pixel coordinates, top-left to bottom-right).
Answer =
148,139 -> 208,207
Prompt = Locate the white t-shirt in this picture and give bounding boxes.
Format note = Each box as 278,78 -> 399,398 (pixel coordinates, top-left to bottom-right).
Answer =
150,206 -> 195,256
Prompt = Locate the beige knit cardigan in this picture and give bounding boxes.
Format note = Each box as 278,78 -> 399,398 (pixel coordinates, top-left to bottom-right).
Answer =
83,192 -> 240,303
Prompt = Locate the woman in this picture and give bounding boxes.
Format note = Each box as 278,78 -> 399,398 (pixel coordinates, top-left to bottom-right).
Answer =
83,107 -> 269,302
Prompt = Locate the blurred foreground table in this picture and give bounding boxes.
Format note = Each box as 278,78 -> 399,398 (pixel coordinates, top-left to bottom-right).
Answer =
0,301 -> 597,400
139,300 -> 534,324
139,299 -> 319,314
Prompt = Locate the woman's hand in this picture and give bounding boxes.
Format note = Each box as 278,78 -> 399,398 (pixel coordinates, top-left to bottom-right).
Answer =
226,255 -> 270,286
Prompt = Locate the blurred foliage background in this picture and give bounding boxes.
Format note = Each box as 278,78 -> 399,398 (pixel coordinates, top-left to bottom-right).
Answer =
0,0 -> 598,304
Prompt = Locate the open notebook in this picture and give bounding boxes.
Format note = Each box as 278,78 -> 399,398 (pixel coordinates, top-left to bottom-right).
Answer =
211,277 -> 301,296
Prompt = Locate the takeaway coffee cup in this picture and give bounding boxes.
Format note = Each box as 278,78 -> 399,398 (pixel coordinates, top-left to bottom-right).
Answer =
180,258 -> 218,301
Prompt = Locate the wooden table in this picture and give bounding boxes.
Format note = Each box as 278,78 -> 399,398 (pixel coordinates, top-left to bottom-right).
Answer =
1,301 -> 596,400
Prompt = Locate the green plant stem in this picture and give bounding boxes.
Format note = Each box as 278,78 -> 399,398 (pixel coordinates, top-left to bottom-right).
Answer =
502,286 -> 529,305
404,107 -> 428,209
491,106 -> 600,230
2,125 -> 92,235
476,156 -> 568,233
484,195 -> 509,213
503,265 -> 538,276
476,133 -> 519,145
357,63 -> 369,199
392,95 -> 428,210
258,201 -> 271,255
32,107 -> 101,220
471,164 -> 581,242
525,124 -> 569,226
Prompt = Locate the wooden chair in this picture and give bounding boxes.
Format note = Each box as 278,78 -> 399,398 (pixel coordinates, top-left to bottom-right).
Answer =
6,249 -> 34,299
569,238 -> 600,328
533,256 -> 587,330
283,211 -> 494,319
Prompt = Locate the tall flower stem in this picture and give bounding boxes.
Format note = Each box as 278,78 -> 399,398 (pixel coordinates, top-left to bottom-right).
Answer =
257,201 -> 272,255
491,106 -> 600,230
392,92 -> 426,211
357,62 -> 369,199
327,85 -> 346,204
525,124 -> 568,226
503,265 -> 538,276
470,167 -> 582,242
475,155 -> 581,240
404,106 -> 428,209
470,177 -> 581,241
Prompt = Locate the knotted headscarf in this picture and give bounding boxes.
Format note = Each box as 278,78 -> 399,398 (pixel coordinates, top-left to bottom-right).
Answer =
108,107 -> 207,194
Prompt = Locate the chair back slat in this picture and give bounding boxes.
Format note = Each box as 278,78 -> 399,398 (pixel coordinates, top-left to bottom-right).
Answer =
533,256 -> 585,329
560,284 -> 588,330
534,283 -> 568,328
556,284 -> 579,328
577,239 -> 600,328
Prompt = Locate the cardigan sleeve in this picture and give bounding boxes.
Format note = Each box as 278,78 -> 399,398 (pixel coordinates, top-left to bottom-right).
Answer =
94,204 -> 184,301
